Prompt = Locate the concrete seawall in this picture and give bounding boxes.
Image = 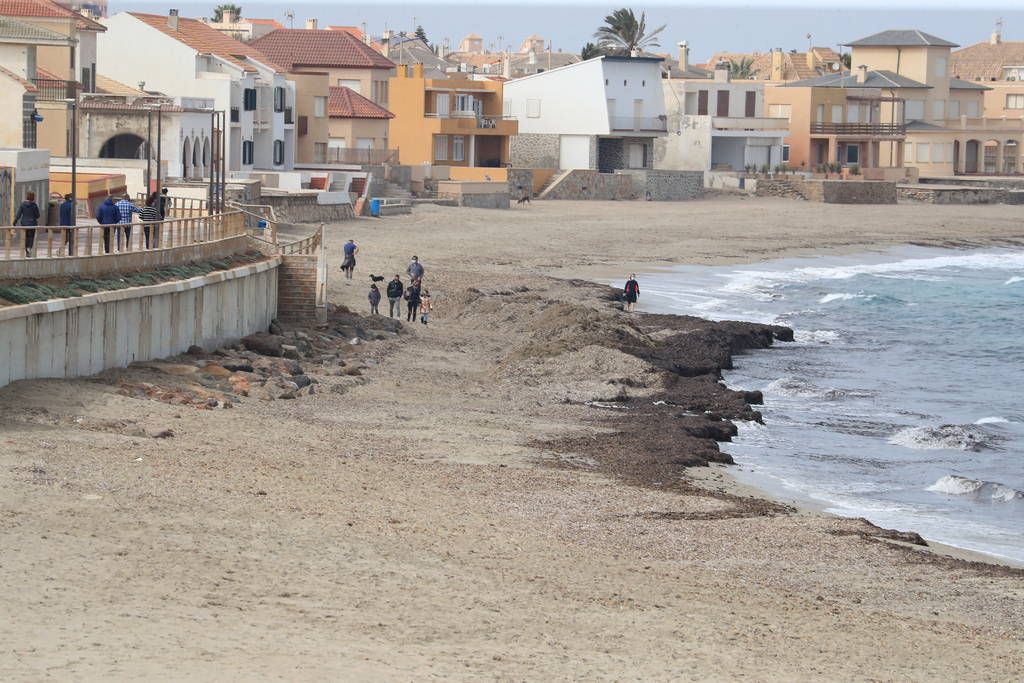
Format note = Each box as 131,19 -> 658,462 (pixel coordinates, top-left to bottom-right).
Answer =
0,258 -> 280,389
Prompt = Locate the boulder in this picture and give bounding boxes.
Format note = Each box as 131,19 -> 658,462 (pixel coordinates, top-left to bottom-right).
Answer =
241,333 -> 285,357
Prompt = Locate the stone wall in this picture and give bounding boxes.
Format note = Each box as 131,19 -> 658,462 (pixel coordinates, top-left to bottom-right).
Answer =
620,170 -> 704,201
756,178 -> 895,204
259,194 -> 356,223
510,134 -> 560,168
507,169 -> 534,198
0,258 -> 280,389
436,181 -> 510,209
897,186 -> 1011,204
542,170 -> 638,201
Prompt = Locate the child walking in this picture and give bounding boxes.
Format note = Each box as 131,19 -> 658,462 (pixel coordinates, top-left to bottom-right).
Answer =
419,289 -> 432,325
368,283 -> 381,315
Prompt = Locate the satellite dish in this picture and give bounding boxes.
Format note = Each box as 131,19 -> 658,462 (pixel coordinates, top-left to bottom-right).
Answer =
831,62 -> 841,71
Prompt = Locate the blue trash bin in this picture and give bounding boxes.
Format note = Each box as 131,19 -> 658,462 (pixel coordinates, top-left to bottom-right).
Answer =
256,219 -> 267,232
370,198 -> 381,217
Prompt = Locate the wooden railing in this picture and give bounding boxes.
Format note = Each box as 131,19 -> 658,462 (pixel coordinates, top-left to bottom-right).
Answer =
1,211 -> 245,261
810,122 -> 906,136
135,195 -> 209,218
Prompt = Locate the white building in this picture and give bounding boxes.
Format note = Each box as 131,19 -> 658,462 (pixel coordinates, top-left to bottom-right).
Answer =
505,56 -> 667,171
657,62 -> 790,172
97,10 -> 295,174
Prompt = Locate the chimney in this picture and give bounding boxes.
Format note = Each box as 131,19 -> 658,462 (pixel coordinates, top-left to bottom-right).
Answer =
770,48 -> 784,81
382,29 -> 393,58
856,64 -> 868,84
305,18 -> 317,30
678,40 -> 689,72
714,60 -> 730,83
222,9 -> 236,23
439,38 -> 448,60
502,52 -> 511,78
528,48 -> 536,65
991,29 -> 1002,45
167,8 -> 179,31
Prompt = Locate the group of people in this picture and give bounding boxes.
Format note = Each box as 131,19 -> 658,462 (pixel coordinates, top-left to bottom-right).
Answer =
13,188 -> 171,257
346,244 -> 431,325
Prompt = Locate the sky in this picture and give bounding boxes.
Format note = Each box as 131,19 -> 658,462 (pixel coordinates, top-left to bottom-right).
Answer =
115,1 -> 1023,62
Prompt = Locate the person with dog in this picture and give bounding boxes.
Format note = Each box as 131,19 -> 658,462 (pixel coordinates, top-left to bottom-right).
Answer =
368,283 -> 381,315
386,274 -> 404,318
404,279 -> 422,322
623,274 -> 640,312
341,239 -> 359,280
406,255 -> 424,282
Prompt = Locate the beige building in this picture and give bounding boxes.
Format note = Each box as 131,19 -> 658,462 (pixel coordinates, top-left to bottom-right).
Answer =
288,72 -> 330,164
202,11 -> 282,43
326,86 -> 393,163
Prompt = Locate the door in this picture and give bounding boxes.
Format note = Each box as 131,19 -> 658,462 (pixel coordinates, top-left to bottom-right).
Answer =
436,93 -> 450,117
746,145 -> 769,168
744,91 -> 756,117
559,135 -> 591,169
628,143 -> 645,168
697,90 -> 708,115
716,90 -> 730,117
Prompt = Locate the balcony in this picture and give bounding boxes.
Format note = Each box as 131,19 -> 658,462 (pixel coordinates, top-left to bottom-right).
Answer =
427,113 -> 518,135
32,78 -> 80,102
810,122 -> 906,137
609,116 -> 668,133
712,116 -> 790,134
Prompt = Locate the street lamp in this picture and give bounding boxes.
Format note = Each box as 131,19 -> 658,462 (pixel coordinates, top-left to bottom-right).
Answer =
65,98 -> 77,227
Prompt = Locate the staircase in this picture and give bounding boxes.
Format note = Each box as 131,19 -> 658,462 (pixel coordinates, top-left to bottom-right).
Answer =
378,180 -> 413,200
537,170 -> 573,199
756,178 -> 808,201
276,254 -> 319,323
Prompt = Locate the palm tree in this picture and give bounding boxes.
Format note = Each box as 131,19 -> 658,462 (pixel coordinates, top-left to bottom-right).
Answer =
212,3 -> 242,22
594,8 -> 666,57
580,42 -> 603,60
728,57 -> 754,79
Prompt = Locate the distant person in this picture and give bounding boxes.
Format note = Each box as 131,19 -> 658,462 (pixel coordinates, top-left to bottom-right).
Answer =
407,255 -> 424,282
341,239 -> 359,280
58,193 -> 74,255
139,192 -> 161,249
368,283 -> 381,315
14,191 -> 41,258
95,195 -> 121,253
386,274 -> 404,318
115,193 -> 140,251
419,289 -> 432,325
158,188 -> 170,219
623,274 -> 640,312
404,279 -> 422,322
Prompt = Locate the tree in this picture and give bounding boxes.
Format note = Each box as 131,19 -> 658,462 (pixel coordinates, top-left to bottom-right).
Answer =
728,57 -> 754,79
212,3 -> 242,22
414,25 -> 428,45
593,8 -> 665,57
580,42 -> 603,60
840,53 -> 851,69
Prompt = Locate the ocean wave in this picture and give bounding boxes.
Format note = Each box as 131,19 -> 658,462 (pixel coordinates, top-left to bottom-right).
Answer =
819,292 -> 870,304
889,425 -> 997,451
1005,275 -> 1023,285
764,377 -> 868,401
927,475 -> 1024,502
975,416 -> 1010,425
793,329 -> 841,344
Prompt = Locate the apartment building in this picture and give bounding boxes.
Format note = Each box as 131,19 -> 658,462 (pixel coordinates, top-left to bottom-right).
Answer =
504,56 -> 666,171
327,85 -> 393,163
99,11 -> 295,173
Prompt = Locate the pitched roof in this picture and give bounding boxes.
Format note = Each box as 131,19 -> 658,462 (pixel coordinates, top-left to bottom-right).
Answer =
0,0 -> 105,31
0,14 -> 74,43
846,29 -> 958,48
950,40 -> 1024,81
251,28 -> 394,71
95,74 -> 145,95
247,18 -> 283,28
129,12 -> 280,73
782,69 -> 930,89
949,77 -> 991,90
0,63 -> 36,91
328,86 -> 393,119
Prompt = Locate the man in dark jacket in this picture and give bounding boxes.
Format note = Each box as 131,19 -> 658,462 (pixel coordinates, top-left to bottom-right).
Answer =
158,188 -> 170,220
58,194 -> 75,255
95,195 -> 121,253
405,281 -> 422,323
14,191 -> 41,257
407,255 -> 424,282
386,274 -> 404,318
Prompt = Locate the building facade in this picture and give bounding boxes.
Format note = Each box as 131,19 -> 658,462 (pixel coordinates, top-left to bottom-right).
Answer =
327,85 -> 392,163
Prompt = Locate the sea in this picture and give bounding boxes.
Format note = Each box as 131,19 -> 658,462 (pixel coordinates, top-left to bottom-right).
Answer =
611,246 -> 1024,565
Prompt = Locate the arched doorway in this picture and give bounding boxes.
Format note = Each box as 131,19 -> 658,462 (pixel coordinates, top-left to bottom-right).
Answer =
202,138 -> 211,177
983,139 -> 1000,174
964,139 -> 981,174
99,133 -> 147,159
182,136 -> 192,179
193,138 -> 202,178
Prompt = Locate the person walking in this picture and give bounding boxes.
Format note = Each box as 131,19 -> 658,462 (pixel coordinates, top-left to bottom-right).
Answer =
340,239 -> 359,280
419,289 -> 432,325
386,274 -> 404,318
95,195 -> 120,253
407,255 -> 424,282
58,193 -> 74,255
115,194 -> 140,251
368,283 -> 381,315
14,191 -> 41,258
623,274 -> 640,312
404,279 -> 421,322
139,192 -> 161,249
158,188 -> 170,220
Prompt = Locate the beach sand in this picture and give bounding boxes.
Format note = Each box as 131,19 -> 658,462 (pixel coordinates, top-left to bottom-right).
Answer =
1,197 -> 1023,680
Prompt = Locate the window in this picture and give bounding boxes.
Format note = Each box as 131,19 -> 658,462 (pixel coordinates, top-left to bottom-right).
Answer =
314,142 -> 327,163
623,80 -> 627,86
243,88 -> 257,111
831,105 -> 843,123
768,104 -> 791,119
642,80 -> 646,87
314,96 -> 327,118
241,140 -> 254,165
273,86 -> 285,112
697,90 -> 709,116
455,94 -> 472,112
932,100 -> 944,120
966,100 -> 980,117
905,99 -> 924,120
948,99 -> 960,118
848,103 -> 861,123
1007,94 -> 1024,109
815,104 -> 824,123
932,143 -> 945,163
273,140 -> 285,165
744,91 -> 756,117
452,135 -> 465,161
716,90 -> 730,116
604,78 -> 608,85
846,145 -> 859,164
526,98 -> 541,118
371,80 -> 388,105
434,134 -> 448,161
934,57 -> 947,77
338,79 -> 361,93
905,143 -> 914,162
781,144 -> 790,162
436,93 -> 450,116
917,142 -> 930,162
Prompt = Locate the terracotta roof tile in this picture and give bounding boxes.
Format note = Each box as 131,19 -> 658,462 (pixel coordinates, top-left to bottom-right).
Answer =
0,0 -> 105,31
95,74 -> 145,95
79,100 -> 188,113
129,12 -> 281,73
251,28 -> 394,71
328,86 -> 393,119
951,41 -> 1024,81
247,18 -> 283,28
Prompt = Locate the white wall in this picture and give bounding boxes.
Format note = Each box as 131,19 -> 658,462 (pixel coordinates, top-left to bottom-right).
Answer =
505,58 -> 607,135
0,44 -> 31,79
600,59 -> 666,123
559,134 -> 592,169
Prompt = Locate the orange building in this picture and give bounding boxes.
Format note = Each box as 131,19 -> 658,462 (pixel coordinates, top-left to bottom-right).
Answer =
388,65 -> 517,167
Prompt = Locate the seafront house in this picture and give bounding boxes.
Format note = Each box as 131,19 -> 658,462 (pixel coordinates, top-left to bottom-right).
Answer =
656,57 -> 789,172
707,45 -> 845,82
327,85 -> 393,164
504,55 -> 666,171
98,10 -> 296,173
388,64 -> 516,167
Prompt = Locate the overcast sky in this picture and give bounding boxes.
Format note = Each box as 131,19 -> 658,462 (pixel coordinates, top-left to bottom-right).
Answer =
117,1 -> 1022,62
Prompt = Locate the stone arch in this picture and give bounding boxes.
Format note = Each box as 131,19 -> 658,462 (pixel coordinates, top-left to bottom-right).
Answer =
983,139 -> 1000,174
98,133 -> 146,159
964,139 -> 981,174
182,136 -> 192,179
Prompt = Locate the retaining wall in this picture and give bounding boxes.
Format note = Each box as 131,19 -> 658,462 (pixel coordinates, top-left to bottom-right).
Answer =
0,258 -> 280,389
436,181 -> 510,209
897,185 -> 1021,204
542,171 -> 637,200
258,194 -> 356,224
510,134 -> 561,169
619,170 -> 704,201
757,178 -> 896,204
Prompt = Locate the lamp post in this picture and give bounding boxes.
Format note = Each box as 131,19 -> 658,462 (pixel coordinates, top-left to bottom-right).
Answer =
65,98 -> 77,227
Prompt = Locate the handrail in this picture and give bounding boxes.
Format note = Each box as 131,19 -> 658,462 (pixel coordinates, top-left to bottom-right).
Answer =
226,201 -> 280,244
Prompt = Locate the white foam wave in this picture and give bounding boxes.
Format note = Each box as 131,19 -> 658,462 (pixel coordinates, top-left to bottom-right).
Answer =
764,377 -> 865,401
889,425 -> 994,451
975,416 -> 1010,425
927,475 -> 1024,502
819,292 -> 869,304
793,329 -> 841,344
1005,275 -> 1023,285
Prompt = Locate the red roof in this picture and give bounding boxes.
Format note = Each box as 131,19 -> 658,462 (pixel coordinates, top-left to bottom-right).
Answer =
251,28 -> 394,71
247,18 -> 283,28
328,86 -> 393,119
0,0 -> 105,31
129,12 -> 281,73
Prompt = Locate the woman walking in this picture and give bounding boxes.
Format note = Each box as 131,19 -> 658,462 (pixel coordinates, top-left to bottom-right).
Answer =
139,192 -> 161,249
405,280 -> 421,322
14,191 -> 41,258
623,274 -> 640,312
368,283 -> 381,315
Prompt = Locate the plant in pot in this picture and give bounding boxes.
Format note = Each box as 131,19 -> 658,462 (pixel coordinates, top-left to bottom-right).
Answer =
850,164 -> 861,177
760,163 -> 770,176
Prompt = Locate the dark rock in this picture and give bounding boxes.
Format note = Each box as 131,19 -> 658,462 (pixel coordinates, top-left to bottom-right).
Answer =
292,374 -> 312,389
281,344 -> 301,360
151,429 -> 175,439
269,319 -> 283,335
186,345 -> 205,356
221,360 -> 254,373
242,333 -> 285,357
743,390 -> 764,405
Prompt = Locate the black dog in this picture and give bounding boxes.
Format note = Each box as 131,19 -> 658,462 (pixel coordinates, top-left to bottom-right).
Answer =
516,194 -> 531,205
369,274 -> 385,282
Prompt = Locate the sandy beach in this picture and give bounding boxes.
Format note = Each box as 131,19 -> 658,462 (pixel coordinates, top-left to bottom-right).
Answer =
2,197 -> 1024,680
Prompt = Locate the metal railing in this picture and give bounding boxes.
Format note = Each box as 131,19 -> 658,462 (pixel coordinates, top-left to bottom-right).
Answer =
326,148 -> 399,165
609,116 -> 668,132
810,122 -> 906,136
32,78 -> 80,102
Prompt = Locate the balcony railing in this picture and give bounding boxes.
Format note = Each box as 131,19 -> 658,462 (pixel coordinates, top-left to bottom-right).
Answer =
810,122 -> 906,136
32,78 -> 80,102
326,148 -> 399,165
609,116 -> 668,132
712,116 -> 790,132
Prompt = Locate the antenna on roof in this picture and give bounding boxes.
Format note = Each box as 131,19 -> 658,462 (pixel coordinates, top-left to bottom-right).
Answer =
284,10 -> 294,28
